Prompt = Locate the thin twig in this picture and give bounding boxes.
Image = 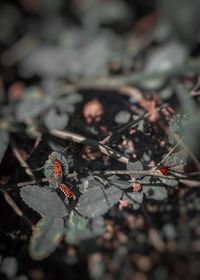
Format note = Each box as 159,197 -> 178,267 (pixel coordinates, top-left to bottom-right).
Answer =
3,172 -> 78,191
50,129 -> 129,164
152,141 -> 182,171
163,126 -> 200,172
75,59 -> 200,90
0,189 -> 35,230
93,169 -> 185,180
101,103 -> 167,144
12,142 -> 34,178
26,136 -> 42,160
179,178 -> 200,188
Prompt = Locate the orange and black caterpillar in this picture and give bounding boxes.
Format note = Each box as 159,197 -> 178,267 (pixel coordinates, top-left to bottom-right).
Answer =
58,183 -> 76,201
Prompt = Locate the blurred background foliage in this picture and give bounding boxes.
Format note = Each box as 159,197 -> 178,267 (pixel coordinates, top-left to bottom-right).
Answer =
1,1 -> 200,280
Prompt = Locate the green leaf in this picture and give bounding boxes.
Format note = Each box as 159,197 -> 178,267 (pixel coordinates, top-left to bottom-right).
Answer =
55,93 -> 83,110
44,108 -> 69,130
168,114 -> 186,144
124,191 -> 143,209
76,178 -> 121,218
127,160 -> 143,172
91,216 -> 104,235
20,185 -> 68,218
15,87 -> 49,121
175,84 -> 196,115
183,114 -> 200,156
65,211 -> 90,245
30,217 -> 64,260
127,160 -> 143,180
141,177 -> 168,200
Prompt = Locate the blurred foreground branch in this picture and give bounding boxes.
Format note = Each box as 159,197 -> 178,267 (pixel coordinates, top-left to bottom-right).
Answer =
63,59 -> 200,91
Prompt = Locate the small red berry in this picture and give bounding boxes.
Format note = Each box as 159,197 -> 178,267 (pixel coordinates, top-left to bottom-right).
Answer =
159,166 -> 169,175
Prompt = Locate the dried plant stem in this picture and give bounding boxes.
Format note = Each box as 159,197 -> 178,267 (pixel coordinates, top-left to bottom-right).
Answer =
50,129 -> 129,164
101,103 -> 167,144
59,60 -> 200,97
179,178 -> 200,188
4,178 -> 48,191
95,169 -> 184,180
12,142 -> 34,178
26,136 -> 42,160
3,172 -> 77,191
0,189 -> 35,230
152,141 -> 182,171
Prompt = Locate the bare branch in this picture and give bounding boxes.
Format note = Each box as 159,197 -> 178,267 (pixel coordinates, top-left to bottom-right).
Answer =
50,129 -> 129,164
12,142 -> 34,178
